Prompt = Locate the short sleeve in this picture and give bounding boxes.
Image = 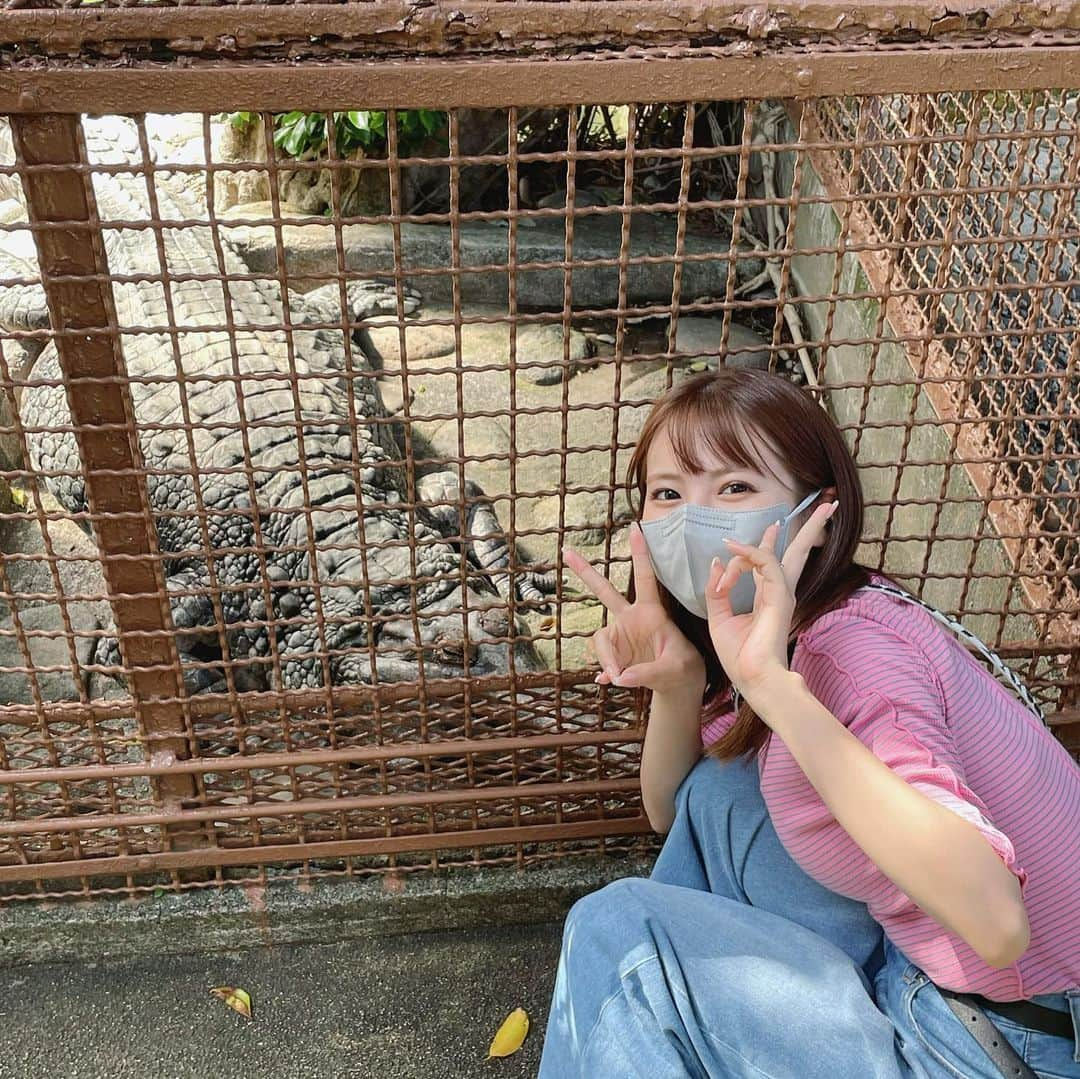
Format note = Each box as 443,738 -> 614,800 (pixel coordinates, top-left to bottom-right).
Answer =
778,615 -> 1029,917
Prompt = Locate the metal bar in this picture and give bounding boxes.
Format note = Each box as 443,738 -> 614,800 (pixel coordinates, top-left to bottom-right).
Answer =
0,778 -> 643,837
3,49 -> 1080,114
5,2 -> 1080,54
0,817 -> 655,885
799,104 -> 1078,648
0,729 -> 645,787
8,113 -> 208,855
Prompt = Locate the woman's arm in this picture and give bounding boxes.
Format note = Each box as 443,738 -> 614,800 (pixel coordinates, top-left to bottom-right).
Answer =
639,672 -> 707,835
755,670 -> 1031,969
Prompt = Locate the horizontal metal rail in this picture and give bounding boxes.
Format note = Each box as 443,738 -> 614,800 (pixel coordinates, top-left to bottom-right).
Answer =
2,48 -> 1080,114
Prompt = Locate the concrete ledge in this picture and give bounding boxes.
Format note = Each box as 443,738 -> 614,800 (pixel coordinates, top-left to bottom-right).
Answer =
0,852 -> 658,967
222,207 -> 763,307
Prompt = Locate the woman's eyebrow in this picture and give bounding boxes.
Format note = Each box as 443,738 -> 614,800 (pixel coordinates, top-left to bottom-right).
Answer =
647,467 -> 755,482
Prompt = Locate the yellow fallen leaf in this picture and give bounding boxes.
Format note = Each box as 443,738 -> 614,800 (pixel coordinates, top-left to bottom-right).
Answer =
487,1006 -> 529,1059
210,985 -> 253,1020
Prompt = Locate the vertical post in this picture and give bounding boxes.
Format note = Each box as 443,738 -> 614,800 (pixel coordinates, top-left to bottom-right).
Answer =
11,113 -> 208,855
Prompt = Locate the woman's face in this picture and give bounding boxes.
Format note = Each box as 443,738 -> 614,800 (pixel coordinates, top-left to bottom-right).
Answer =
641,422 -> 834,542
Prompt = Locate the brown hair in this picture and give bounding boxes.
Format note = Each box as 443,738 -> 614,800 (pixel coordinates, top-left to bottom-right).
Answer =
625,368 -> 903,763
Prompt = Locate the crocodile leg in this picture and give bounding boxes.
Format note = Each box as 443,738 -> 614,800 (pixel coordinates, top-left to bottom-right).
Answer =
415,471 -> 557,609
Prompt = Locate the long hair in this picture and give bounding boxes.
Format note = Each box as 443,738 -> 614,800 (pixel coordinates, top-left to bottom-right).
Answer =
625,368 -> 904,762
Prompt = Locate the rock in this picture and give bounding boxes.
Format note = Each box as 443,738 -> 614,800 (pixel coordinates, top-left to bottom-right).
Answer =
674,318 -> 772,369
516,324 -> 593,384
0,602 -> 123,704
0,491 -> 112,626
367,320 -> 458,366
223,205 -> 763,308
211,115 -> 270,212
536,187 -> 611,210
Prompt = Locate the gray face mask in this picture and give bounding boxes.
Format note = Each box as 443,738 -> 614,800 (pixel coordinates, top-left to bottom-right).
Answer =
638,488 -> 823,618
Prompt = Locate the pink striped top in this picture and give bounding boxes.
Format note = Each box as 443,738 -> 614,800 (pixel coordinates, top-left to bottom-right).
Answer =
700,573 -> 1080,999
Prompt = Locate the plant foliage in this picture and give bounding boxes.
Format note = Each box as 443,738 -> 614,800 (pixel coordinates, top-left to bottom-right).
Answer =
228,110 -> 446,159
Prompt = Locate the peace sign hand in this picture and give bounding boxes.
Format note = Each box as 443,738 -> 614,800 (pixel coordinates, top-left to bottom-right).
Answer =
562,522 -> 705,695
705,499 -> 839,715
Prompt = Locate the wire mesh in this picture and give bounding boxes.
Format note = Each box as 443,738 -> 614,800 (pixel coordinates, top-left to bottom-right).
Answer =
0,87 -> 1077,901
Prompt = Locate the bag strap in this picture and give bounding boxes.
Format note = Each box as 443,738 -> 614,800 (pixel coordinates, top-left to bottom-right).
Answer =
855,582 -> 1047,727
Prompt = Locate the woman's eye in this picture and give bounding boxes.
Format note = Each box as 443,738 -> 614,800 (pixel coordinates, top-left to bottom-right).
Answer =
724,482 -> 751,495
651,488 -> 680,501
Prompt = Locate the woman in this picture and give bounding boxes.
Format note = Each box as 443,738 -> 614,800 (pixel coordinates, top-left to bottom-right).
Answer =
538,369 -> 1080,1078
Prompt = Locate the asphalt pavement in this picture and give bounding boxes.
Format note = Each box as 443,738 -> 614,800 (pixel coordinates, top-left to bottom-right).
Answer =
0,919 -> 567,1079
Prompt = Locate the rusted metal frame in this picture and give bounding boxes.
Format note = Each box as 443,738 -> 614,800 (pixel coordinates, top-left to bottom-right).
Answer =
444,110 -> 485,861
445,112 -> 478,811
813,94 -> 871,390
322,110 -> 383,846
12,168 -> 1080,234
8,113 -> 210,856
129,118 -> 238,855
1034,291 -> 1080,636
0,776 -> 644,838
384,109 -> 435,860
0,288 -> 133,859
802,103 -> 1079,649
663,102 -> 697,377
0,665 -> 609,725
952,92 -> 1045,626
768,106 -> 809,380
14,222 -> 1080,327
980,110 -> 1080,649
552,105 -> 578,787
6,1 -> 1080,55
0,816 -> 655,886
591,104 -> 638,817
0,634 -> 1063,728
0,730 -> 646,789
505,105 -> 523,857
907,96 -> 981,606
259,116 -> 340,723
716,106 -> 756,397
863,95 -> 930,555
7,49 -> 1080,115
193,112 -> 281,841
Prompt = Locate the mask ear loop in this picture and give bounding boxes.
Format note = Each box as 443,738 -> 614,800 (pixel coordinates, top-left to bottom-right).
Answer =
786,487 -> 824,522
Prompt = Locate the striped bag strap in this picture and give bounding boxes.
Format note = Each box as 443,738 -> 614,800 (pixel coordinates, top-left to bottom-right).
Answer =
856,582 -> 1047,727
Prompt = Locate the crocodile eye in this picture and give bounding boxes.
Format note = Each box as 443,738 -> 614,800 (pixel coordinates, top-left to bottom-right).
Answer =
434,641 -> 466,665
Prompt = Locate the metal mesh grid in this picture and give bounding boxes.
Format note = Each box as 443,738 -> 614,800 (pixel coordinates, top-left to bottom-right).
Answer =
1,86 -> 1077,901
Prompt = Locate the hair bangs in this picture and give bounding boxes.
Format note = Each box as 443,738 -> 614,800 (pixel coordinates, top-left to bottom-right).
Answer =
666,392 -> 780,483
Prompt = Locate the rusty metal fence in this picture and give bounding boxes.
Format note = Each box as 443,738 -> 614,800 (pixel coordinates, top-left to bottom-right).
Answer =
0,3 -> 1078,902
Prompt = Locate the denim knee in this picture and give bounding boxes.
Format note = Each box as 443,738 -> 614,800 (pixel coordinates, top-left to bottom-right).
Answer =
674,752 -> 762,822
566,877 -> 651,937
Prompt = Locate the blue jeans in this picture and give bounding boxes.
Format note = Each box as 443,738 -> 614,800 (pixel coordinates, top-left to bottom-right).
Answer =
538,753 -> 1080,1078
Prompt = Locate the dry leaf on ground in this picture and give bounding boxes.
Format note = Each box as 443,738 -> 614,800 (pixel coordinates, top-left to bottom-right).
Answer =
487,1006 -> 529,1058
210,985 -> 253,1020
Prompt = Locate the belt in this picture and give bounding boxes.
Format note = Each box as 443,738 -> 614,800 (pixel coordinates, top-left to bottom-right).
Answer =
957,991 -> 1074,1040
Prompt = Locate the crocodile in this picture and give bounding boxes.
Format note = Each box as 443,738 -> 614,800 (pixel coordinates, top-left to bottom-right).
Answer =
1,117 -> 556,696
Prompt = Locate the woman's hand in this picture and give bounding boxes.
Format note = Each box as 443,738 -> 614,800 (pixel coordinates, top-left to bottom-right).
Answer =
706,500 -> 839,716
562,522 -> 705,695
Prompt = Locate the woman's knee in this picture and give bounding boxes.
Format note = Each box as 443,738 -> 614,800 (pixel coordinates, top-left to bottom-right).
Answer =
674,752 -> 763,822
562,877 -> 659,956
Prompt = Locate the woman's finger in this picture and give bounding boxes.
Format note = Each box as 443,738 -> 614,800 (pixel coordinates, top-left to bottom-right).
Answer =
779,500 -> 839,591
592,624 -> 624,682
627,522 -> 662,605
562,545 -> 630,615
705,550 -> 746,619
